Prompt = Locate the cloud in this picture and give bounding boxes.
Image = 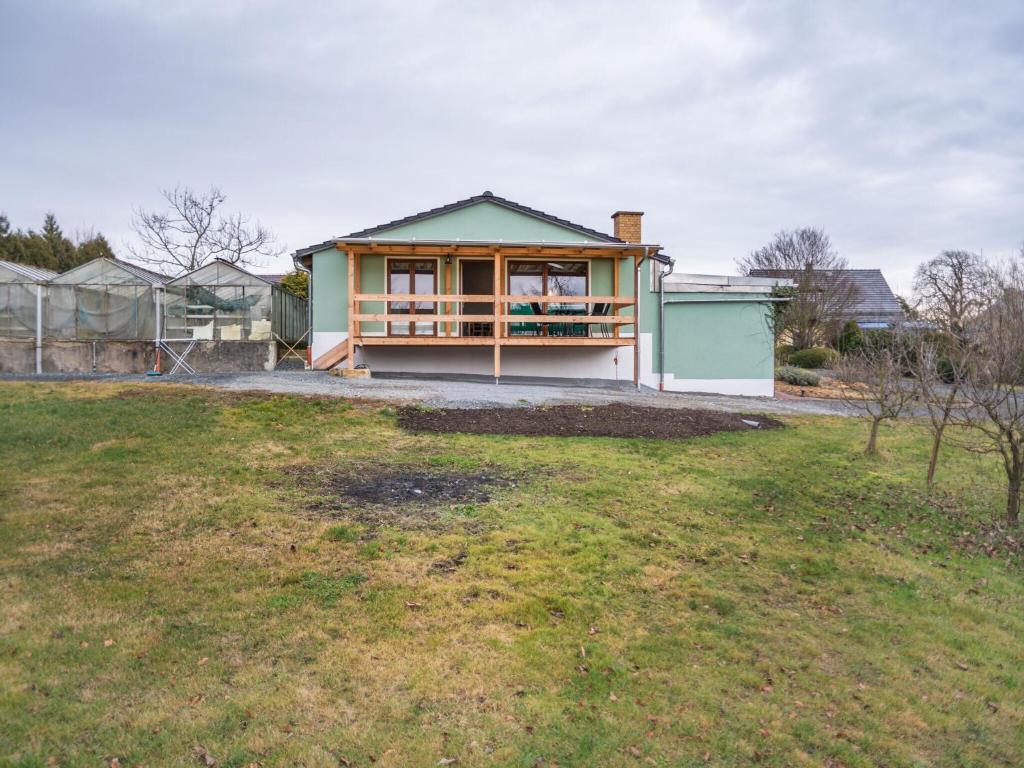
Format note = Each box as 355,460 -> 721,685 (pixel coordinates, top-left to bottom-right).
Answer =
2,0 -> 1022,289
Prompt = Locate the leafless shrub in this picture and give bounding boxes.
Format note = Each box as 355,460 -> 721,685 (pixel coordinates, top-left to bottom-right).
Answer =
912,340 -> 964,486
835,328 -> 918,455
954,257 -> 1024,526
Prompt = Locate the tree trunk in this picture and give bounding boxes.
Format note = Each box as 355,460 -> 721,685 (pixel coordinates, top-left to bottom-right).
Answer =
866,417 -> 882,455
926,385 -> 958,487
926,425 -> 943,486
1007,461 -> 1022,527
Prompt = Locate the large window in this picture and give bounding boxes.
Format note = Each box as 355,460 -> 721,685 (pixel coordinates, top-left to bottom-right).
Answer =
507,261 -> 589,336
387,260 -> 437,336
507,261 -> 587,298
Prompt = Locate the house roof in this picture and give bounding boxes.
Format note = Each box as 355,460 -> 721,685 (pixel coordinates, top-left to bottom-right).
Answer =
345,191 -> 625,242
0,259 -> 58,282
293,191 -> 643,258
748,268 -> 902,319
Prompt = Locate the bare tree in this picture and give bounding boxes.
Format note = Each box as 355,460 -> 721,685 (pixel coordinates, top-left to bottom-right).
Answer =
909,250 -> 988,486
955,257 -> 1024,526
913,250 -> 988,339
129,185 -> 281,275
737,228 -> 861,349
913,339 -> 963,486
835,329 -> 918,454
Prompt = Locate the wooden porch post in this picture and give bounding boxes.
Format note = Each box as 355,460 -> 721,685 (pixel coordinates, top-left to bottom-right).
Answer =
347,250 -> 356,370
493,248 -> 502,382
633,252 -> 640,389
612,256 -> 620,339
353,251 -> 361,341
444,257 -> 452,337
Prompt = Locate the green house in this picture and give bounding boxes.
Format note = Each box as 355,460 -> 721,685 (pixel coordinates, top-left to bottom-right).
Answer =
294,192 -> 787,395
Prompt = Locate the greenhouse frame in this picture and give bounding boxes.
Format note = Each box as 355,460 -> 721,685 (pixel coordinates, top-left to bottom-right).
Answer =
0,257 -> 308,374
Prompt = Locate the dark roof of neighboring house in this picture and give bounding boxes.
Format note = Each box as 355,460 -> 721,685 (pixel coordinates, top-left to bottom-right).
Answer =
749,268 -> 902,319
0,259 -> 58,281
294,191 -> 631,258
258,273 -> 286,284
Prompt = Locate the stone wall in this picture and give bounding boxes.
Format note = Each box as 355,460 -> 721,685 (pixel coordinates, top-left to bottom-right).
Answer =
0,340 -> 276,374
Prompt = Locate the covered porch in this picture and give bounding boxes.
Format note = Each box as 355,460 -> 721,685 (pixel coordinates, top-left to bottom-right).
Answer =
332,239 -> 654,384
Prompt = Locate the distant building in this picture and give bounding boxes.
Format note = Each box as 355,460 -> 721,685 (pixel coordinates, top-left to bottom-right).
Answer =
749,268 -> 903,329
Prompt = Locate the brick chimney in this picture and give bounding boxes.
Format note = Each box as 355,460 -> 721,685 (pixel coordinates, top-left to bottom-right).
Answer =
611,210 -> 643,243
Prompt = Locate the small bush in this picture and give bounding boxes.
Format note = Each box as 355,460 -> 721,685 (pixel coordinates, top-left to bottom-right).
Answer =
777,366 -> 820,386
837,321 -> 864,355
776,344 -> 796,364
788,347 -> 838,369
863,328 -> 895,350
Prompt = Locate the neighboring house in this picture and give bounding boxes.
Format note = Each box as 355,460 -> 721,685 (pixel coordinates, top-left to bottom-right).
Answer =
295,191 -> 789,396
749,268 -> 903,330
840,269 -> 904,329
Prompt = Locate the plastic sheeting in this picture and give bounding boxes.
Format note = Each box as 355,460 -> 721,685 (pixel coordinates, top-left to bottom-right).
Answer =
0,283 -> 39,338
0,259 -> 307,344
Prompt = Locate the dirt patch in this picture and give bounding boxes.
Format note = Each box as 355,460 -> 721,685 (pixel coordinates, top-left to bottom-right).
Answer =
288,464 -> 517,531
429,550 -> 468,575
776,375 -> 868,401
397,403 -> 783,440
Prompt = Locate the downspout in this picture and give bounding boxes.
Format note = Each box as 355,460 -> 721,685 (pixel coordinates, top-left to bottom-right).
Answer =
634,248 -> 645,391
657,258 -> 674,391
35,283 -> 43,374
292,252 -> 313,369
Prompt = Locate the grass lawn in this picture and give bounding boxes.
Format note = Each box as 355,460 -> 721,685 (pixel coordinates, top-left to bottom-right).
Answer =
1,382 -> 1022,768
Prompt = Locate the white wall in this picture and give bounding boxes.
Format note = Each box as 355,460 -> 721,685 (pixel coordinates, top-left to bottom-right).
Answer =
311,331 -> 347,362
362,345 -> 635,381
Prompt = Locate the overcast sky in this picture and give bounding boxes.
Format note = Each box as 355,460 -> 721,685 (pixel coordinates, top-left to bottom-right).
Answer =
2,1 -> 1023,293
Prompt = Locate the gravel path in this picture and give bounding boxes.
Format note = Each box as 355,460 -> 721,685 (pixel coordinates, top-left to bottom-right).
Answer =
2,371 -> 856,417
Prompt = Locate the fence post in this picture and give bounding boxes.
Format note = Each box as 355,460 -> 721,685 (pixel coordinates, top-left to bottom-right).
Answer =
35,284 -> 43,374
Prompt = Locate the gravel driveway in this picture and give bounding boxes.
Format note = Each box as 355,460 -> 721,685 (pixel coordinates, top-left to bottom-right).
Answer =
3,370 -> 856,417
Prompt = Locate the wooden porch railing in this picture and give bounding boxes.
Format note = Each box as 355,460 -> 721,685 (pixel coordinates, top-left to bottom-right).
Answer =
351,293 -> 637,335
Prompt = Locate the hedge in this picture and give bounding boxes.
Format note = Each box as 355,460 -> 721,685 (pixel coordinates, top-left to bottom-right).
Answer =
788,347 -> 839,369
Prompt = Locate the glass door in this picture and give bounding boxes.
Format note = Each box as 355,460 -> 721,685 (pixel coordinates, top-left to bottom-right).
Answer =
387,260 -> 437,336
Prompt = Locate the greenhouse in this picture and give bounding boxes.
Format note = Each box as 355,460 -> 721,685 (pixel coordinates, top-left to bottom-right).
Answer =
0,260 -> 56,339
46,257 -> 166,340
0,256 -> 308,374
164,259 -> 307,345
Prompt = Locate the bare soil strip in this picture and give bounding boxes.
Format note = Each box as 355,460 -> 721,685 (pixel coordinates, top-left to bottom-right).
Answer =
397,403 -> 784,439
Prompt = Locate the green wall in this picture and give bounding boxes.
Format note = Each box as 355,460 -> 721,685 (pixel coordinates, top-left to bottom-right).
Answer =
311,248 -> 347,333
360,255 -> 386,333
374,201 -> 608,243
638,273 -> 776,381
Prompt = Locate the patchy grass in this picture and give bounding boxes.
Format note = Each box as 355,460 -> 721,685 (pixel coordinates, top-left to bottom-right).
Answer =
1,381 -> 1023,768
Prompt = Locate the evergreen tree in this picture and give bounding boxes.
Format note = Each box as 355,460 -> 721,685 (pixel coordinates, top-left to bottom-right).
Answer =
76,233 -> 116,264
0,213 -> 118,272
42,213 -> 77,271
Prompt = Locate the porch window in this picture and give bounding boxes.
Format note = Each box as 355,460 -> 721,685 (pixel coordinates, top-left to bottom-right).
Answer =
507,261 -> 589,336
387,260 -> 437,336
